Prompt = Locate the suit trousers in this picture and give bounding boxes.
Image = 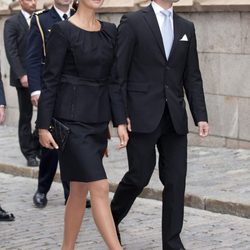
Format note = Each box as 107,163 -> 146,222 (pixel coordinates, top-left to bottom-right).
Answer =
16,87 -> 39,159
111,105 -> 187,250
38,148 -> 69,200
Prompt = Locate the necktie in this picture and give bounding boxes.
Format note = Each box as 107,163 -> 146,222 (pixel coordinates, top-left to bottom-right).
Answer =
63,14 -> 68,20
161,10 -> 173,59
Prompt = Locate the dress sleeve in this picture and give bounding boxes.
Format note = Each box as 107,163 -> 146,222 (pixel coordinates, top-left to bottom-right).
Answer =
108,23 -> 127,126
37,23 -> 69,129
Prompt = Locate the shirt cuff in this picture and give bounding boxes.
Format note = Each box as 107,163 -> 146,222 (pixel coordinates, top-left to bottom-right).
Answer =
31,90 -> 41,97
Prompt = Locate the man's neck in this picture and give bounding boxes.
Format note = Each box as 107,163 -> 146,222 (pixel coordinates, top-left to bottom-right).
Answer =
21,8 -> 32,15
54,3 -> 69,13
153,0 -> 172,10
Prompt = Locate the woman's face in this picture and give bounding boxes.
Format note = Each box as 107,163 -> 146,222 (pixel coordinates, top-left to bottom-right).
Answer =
81,0 -> 104,9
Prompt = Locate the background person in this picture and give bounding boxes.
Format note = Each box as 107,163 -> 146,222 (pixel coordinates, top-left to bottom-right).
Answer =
4,0 -> 39,167
26,0 -> 90,208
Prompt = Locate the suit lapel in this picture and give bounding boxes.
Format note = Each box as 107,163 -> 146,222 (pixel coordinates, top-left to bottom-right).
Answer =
143,5 -> 166,59
168,12 -> 182,61
50,7 -> 62,22
18,11 -> 29,32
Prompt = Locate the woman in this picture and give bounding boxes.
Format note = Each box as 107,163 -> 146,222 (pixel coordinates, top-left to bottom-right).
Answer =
37,0 -> 128,249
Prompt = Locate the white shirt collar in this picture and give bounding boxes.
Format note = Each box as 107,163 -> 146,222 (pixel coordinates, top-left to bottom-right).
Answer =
152,1 -> 173,17
21,9 -> 31,21
151,1 -> 174,33
53,5 -> 71,20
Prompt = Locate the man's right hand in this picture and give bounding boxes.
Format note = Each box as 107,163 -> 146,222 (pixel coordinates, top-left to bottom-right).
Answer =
20,75 -> 28,88
31,94 -> 40,107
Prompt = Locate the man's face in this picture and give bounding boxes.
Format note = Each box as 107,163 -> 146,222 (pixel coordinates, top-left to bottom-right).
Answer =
19,0 -> 37,14
54,0 -> 72,7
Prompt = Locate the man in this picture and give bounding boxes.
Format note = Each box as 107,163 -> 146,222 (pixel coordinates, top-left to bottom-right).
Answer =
0,62 -> 15,222
4,0 -> 39,167
111,0 -> 209,249
26,0 -> 90,209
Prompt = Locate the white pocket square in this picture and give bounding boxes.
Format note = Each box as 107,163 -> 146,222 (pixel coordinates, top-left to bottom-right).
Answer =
180,34 -> 188,41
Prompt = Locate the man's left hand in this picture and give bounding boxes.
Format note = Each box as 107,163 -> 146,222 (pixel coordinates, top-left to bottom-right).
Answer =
198,121 -> 209,137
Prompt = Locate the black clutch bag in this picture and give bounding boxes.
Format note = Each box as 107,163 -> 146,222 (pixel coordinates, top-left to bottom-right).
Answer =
49,118 -> 71,151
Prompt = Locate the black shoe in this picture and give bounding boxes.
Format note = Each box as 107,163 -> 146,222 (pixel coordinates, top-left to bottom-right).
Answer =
27,157 -> 39,167
0,206 -> 15,221
33,191 -> 47,208
86,199 -> 91,208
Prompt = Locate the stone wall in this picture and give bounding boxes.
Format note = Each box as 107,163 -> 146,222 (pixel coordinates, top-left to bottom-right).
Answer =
0,0 -> 250,148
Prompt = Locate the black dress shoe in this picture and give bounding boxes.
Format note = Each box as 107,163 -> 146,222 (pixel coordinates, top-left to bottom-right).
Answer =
33,191 -> 47,208
0,206 -> 15,221
86,199 -> 91,208
27,157 -> 39,167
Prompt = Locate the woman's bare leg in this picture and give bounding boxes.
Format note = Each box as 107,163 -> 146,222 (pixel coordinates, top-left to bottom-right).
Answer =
88,179 -> 122,250
61,181 -> 88,250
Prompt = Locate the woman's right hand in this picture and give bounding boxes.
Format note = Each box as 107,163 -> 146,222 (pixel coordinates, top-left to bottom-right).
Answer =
38,129 -> 59,150
117,124 -> 129,149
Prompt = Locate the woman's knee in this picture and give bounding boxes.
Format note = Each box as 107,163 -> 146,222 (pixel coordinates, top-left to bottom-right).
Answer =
69,182 -> 88,199
89,179 -> 109,198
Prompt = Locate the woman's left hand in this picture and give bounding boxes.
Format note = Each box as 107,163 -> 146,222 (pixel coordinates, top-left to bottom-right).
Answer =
38,129 -> 59,150
117,124 -> 129,149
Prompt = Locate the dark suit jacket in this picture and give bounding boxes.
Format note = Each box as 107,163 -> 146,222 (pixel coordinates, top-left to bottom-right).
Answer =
0,69 -> 6,105
27,7 -> 75,94
4,11 -> 29,88
115,5 -> 208,135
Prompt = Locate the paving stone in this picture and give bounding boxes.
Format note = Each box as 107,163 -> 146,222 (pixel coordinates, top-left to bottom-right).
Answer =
1,173 -> 250,250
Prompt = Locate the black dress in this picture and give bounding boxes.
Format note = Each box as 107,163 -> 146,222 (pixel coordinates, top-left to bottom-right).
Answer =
37,20 -> 126,182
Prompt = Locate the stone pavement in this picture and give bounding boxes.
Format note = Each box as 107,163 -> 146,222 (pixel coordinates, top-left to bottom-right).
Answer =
0,126 -> 250,219
1,173 -> 250,250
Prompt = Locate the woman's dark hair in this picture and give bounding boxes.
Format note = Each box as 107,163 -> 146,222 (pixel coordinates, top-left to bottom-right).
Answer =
72,0 -> 79,11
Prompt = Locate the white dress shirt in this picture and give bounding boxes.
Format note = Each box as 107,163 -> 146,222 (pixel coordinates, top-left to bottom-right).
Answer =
151,1 -> 174,36
54,5 -> 71,20
21,9 -> 31,26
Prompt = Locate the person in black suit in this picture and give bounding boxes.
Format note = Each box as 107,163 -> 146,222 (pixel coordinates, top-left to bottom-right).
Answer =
3,0 -> 39,167
26,0 -> 82,208
37,0 -> 128,248
111,0 -> 209,249
0,62 -> 15,222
